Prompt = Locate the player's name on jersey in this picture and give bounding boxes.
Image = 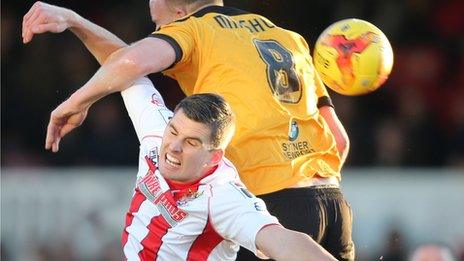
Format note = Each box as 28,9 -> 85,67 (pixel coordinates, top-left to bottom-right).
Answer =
213,15 -> 275,33
281,141 -> 315,160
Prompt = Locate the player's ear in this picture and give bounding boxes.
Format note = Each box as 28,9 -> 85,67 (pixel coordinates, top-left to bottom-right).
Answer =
208,149 -> 224,167
174,5 -> 189,18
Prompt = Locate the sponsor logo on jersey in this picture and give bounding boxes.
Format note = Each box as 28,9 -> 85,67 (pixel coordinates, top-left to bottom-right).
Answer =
138,171 -> 162,198
138,173 -> 188,226
281,140 -> 315,160
154,193 -> 188,224
282,120 -> 315,159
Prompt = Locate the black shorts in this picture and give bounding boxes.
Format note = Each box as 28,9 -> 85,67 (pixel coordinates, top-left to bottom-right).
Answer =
236,186 -> 355,261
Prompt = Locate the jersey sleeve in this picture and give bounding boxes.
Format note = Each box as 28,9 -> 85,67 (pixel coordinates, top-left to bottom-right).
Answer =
314,71 -> 329,98
120,77 -> 173,142
149,20 -> 196,70
296,33 -> 334,108
209,182 -> 279,255
120,77 -> 173,180
314,72 -> 334,108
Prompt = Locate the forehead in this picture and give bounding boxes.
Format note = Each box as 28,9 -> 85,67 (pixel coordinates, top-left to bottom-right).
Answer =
169,109 -> 212,140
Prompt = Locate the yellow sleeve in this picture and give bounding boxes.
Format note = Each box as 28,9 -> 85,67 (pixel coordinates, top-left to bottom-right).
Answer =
315,71 -> 329,98
315,72 -> 334,108
150,20 -> 196,70
298,34 -> 333,107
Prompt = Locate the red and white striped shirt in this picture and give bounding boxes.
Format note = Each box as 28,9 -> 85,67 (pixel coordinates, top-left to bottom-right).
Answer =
120,78 -> 278,260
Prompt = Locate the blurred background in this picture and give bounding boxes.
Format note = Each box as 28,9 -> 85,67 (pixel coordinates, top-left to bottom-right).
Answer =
2,0 -> 464,260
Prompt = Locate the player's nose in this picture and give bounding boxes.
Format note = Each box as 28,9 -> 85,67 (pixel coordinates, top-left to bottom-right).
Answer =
168,138 -> 182,152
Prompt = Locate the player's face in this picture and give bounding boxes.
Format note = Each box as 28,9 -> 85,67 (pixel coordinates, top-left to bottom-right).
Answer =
149,0 -> 181,29
159,109 -> 221,183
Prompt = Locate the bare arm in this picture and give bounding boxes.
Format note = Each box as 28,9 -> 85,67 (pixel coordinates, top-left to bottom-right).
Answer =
320,106 -> 350,165
22,1 -> 127,64
45,37 -> 176,152
256,225 -> 337,261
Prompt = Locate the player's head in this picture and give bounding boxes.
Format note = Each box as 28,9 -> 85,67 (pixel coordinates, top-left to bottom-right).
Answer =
159,93 -> 235,183
174,93 -> 236,150
410,244 -> 455,261
149,0 -> 223,29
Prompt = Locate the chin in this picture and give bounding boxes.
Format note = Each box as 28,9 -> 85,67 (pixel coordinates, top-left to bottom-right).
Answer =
159,163 -> 176,179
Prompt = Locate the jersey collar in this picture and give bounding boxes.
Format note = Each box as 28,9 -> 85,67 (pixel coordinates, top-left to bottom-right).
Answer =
165,165 -> 218,201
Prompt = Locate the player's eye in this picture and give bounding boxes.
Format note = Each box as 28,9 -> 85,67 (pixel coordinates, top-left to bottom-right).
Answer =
186,139 -> 200,147
170,128 -> 178,136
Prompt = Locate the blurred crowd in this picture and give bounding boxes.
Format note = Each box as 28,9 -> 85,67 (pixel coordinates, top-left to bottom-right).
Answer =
2,0 -> 463,168
2,224 -> 464,261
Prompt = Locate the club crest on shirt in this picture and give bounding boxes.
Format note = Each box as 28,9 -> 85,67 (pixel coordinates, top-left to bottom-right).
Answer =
176,190 -> 204,206
288,120 -> 299,141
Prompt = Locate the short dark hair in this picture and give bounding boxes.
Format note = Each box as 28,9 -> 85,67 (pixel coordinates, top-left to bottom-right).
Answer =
174,93 -> 235,150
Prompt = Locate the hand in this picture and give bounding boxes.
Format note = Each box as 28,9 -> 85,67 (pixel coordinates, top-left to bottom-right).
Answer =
22,1 -> 73,44
45,99 -> 89,153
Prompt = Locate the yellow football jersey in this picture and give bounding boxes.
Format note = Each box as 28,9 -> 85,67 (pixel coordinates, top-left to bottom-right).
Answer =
152,6 -> 342,195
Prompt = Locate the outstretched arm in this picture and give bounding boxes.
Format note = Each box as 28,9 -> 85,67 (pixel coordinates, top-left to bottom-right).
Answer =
256,225 -> 337,261
21,3 -> 174,152
22,1 -> 127,64
45,37 -> 176,152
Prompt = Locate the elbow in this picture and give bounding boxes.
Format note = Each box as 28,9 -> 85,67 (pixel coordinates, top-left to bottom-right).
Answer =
338,135 -> 350,155
105,37 -> 176,78
334,132 -> 350,162
119,56 -> 148,76
119,53 -> 151,76
107,47 -> 153,77
95,49 -> 150,93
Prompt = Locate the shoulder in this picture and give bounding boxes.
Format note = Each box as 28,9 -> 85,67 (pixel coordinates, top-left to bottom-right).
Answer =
207,181 -> 276,239
209,181 -> 264,212
211,181 -> 252,198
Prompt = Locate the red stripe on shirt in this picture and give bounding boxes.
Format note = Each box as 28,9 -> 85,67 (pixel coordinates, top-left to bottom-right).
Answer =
122,190 -> 147,247
186,217 -> 224,261
145,155 -> 158,172
138,215 -> 171,260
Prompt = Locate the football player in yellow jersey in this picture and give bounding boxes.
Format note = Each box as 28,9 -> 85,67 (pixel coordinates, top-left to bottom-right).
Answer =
23,1 -> 354,260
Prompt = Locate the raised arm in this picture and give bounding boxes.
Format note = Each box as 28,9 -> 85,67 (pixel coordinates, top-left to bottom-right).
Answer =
256,224 -> 337,261
45,37 -> 175,152
22,1 -> 127,64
